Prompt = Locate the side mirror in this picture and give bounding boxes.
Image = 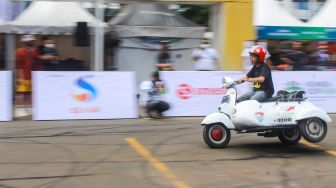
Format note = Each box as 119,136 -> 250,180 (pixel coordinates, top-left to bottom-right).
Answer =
222,77 -> 234,84
222,77 -> 227,85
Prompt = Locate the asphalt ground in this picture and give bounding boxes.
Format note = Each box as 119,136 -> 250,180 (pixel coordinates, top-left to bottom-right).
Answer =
0,114 -> 335,188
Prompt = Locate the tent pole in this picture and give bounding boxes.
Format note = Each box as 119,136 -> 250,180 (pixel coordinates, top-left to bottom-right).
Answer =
94,0 -> 104,71
5,34 -> 15,71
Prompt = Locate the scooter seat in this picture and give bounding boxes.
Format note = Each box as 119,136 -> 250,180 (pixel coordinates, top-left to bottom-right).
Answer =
261,96 -> 283,103
261,90 -> 306,103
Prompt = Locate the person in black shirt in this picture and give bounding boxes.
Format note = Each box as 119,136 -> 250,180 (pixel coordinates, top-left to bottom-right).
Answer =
38,35 -> 59,71
280,41 -> 305,71
156,41 -> 174,71
236,45 -> 274,103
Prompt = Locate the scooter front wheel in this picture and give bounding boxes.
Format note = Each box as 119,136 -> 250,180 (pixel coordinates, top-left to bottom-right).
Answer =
203,124 -> 231,149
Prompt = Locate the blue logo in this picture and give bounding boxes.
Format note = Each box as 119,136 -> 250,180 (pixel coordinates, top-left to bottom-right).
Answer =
73,75 -> 97,102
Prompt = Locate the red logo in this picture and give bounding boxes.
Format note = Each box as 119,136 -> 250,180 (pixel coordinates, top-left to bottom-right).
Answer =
176,84 -> 192,100
175,84 -> 226,100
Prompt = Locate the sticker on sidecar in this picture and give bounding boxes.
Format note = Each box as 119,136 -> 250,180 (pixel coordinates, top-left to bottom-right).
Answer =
277,106 -> 296,112
255,112 -> 264,123
274,117 -> 292,123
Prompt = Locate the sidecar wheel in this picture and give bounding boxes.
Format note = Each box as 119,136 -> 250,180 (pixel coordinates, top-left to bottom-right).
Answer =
278,128 -> 301,145
299,118 -> 327,143
203,124 -> 231,149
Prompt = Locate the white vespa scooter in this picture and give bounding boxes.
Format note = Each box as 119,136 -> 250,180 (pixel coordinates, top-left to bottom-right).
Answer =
202,77 -> 332,148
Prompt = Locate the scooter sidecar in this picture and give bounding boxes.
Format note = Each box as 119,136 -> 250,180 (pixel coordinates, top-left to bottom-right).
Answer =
232,92 -> 331,143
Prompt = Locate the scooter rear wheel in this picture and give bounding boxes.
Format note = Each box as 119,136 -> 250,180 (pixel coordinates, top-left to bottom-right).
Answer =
299,118 -> 327,143
203,124 -> 231,149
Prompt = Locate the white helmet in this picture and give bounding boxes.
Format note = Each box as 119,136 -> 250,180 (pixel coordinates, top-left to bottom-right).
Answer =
21,34 -> 36,42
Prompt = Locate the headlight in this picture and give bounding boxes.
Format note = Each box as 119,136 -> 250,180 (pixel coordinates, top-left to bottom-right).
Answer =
221,95 -> 230,103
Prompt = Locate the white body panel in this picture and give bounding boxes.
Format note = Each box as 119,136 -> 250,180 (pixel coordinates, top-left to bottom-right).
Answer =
232,100 -> 332,129
201,112 -> 235,129
218,88 -> 237,117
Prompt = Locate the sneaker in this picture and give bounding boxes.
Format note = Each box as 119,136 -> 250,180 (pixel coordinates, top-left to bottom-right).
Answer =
15,108 -> 28,117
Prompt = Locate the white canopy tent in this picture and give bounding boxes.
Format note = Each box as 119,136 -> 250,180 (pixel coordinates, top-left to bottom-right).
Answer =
110,3 -> 205,38
2,1 -> 107,35
254,0 -> 336,27
1,1 -> 108,71
254,0 -> 336,40
309,0 -> 336,27
254,0 -> 304,27
0,19 -> 5,25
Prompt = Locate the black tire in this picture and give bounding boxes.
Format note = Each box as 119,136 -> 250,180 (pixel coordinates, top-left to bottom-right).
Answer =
278,128 -> 301,145
203,124 -> 231,149
299,118 -> 327,143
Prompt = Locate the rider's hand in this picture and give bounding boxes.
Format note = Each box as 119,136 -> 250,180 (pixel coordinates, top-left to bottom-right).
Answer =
236,79 -> 245,84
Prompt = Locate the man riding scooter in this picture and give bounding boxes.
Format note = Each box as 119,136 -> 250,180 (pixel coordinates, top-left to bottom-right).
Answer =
236,45 -> 274,102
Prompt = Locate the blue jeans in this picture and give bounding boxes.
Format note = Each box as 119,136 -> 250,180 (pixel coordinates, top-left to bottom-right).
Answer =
236,90 -> 268,103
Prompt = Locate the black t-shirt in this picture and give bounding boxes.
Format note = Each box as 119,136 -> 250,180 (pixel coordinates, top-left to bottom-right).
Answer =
247,62 -> 274,97
38,45 -> 58,70
157,50 -> 171,64
284,50 -> 305,70
38,45 -> 58,57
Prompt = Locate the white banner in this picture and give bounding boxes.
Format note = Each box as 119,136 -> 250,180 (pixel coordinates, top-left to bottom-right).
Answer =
160,71 -> 249,116
33,71 -> 138,120
273,71 -> 336,113
161,71 -> 336,116
0,71 -> 12,121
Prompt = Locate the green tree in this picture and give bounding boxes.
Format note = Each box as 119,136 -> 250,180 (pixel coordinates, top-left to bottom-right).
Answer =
178,5 -> 210,27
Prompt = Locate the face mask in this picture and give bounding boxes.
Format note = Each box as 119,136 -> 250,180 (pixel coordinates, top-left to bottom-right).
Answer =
45,44 -> 55,48
200,44 -> 210,49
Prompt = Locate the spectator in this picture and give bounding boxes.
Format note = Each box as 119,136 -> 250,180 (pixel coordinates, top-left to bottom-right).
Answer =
280,41 -> 306,71
139,71 -> 170,118
191,38 -> 219,71
15,34 -> 39,116
300,41 -> 322,70
38,35 -> 59,71
328,41 -> 336,62
156,41 -> 174,71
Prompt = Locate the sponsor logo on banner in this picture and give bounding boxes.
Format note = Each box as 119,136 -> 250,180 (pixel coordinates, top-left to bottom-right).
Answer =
285,81 -> 302,91
72,76 -> 98,102
175,83 -> 225,100
255,112 -> 264,123
283,81 -> 336,95
305,81 -> 336,95
70,75 -> 101,114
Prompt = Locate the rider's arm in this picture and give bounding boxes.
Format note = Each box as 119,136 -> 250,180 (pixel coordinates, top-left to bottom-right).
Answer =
237,76 -> 248,84
237,65 -> 255,84
243,76 -> 265,84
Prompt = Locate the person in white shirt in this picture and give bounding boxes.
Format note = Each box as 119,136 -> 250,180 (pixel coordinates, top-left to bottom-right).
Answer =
191,38 -> 219,71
